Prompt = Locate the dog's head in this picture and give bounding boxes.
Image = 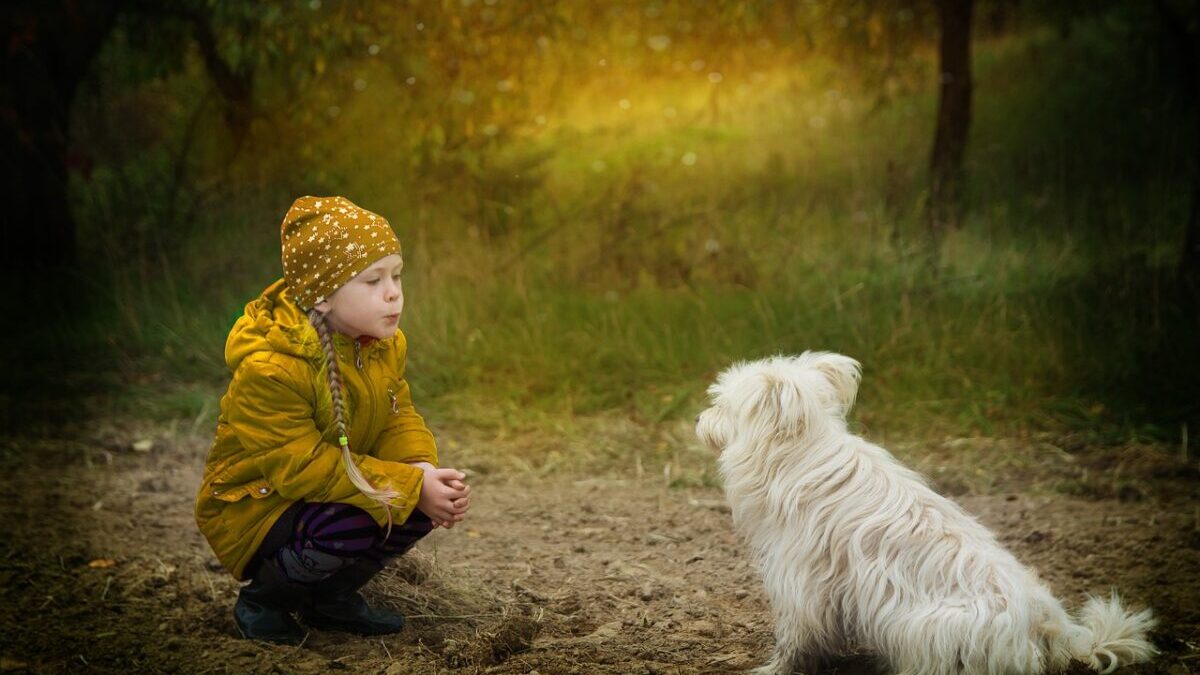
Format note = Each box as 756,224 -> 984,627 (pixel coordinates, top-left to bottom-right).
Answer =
695,351 -> 861,451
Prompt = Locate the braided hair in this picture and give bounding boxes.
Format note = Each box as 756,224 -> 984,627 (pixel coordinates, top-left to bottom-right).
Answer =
307,307 -> 400,534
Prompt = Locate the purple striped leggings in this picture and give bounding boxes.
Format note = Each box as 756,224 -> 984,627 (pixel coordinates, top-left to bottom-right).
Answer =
254,503 -> 434,585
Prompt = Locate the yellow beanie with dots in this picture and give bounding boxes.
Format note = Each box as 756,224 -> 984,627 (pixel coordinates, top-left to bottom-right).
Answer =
280,196 -> 402,309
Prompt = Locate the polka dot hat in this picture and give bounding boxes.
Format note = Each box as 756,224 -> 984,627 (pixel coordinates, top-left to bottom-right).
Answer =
280,196 -> 402,309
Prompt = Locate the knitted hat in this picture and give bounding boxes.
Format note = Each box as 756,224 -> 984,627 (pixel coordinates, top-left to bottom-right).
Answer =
280,196 -> 402,309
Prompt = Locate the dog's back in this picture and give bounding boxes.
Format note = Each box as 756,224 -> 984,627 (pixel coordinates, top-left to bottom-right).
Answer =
699,353 -> 1156,675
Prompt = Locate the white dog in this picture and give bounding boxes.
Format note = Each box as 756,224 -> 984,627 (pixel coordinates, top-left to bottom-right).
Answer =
696,353 -> 1156,675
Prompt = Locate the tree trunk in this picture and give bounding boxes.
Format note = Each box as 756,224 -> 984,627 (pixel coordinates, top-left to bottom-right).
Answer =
928,0 -> 974,246
1157,1 -> 1200,299
1184,143 -> 1200,300
188,10 -> 254,149
0,2 -> 117,286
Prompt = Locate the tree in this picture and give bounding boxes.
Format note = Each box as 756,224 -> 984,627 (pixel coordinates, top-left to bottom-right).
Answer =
928,0 -> 974,242
1154,0 -> 1200,299
790,0 -> 976,257
1029,0 -> 1199,297
2,1 -> 569,295
0,1 -> 119,283
0,0 -> 263,285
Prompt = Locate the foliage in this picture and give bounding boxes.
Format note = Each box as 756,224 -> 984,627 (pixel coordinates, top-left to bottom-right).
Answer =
40,3 -> 1200,442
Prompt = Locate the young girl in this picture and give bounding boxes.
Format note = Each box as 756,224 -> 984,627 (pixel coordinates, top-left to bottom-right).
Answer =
195,196 -> 470,645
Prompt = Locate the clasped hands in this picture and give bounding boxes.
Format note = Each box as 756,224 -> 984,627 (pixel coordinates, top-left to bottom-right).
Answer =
407,461 -> 471,529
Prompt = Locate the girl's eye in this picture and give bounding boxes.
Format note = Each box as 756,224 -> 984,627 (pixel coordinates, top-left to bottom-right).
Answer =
366,278 -> 380,285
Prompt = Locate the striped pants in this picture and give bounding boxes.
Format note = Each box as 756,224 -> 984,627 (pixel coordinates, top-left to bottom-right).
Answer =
254,502 -> 434,585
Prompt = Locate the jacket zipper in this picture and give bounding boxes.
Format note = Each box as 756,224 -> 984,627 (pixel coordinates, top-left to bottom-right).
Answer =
353,341 -> 377,445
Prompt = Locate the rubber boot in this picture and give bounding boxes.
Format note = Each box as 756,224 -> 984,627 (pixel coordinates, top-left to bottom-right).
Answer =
300,558 -> 406,635
233,562 -> 307,645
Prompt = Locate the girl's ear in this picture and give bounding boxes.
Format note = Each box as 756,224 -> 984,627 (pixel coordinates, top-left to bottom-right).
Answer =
314,300 -> 332,314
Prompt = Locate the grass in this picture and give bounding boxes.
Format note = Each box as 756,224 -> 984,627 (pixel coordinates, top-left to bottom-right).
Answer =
35,17 -> 1197,470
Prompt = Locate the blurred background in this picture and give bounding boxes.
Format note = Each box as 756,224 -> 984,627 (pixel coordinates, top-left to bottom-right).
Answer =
2,0 -> 1198,455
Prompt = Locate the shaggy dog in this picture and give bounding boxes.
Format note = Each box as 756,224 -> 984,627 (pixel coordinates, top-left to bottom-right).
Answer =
696,353 -> 1156,675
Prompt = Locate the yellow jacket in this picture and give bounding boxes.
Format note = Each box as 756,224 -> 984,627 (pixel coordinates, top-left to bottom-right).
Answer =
195,279 -> 438,580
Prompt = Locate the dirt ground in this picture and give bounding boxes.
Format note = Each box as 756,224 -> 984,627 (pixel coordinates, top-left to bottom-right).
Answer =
1,423 -> 1198,675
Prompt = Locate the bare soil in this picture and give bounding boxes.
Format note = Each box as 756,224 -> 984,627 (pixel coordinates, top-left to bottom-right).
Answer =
1,425 -> 1198,674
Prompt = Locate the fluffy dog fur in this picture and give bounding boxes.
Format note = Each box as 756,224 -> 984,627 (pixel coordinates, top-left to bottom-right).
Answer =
696,353 -> 1156,675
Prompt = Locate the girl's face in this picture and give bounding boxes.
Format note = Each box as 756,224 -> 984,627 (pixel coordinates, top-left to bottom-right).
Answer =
315,254 -> 405,340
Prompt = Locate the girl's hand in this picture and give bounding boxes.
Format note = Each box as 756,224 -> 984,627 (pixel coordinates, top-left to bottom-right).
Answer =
444,476 -> 471,528
410,463 -> 471,528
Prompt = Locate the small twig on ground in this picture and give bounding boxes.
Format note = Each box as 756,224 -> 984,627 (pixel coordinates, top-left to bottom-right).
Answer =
406,612 -> 507,620
513,583 -> 547,602
205,571 -> 218,602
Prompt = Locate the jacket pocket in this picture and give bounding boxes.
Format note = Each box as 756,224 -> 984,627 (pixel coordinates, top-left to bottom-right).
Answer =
210,478 -> 275,503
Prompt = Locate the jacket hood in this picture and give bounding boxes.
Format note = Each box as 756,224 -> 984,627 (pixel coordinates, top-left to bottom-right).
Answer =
225,278 -> 397,373
225,279 -> 324,371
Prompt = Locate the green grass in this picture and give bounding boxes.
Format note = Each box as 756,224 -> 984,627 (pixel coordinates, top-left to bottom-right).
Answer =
47,16 -> 1198,460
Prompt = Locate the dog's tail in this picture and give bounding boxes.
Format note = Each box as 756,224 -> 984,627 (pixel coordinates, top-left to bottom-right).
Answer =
1064,592 -> 1157,674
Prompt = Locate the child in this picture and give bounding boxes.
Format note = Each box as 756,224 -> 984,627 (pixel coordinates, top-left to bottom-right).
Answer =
195,196 -> 470,645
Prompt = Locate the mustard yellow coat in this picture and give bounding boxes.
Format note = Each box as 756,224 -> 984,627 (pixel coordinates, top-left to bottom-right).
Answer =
195,279 -> 438,580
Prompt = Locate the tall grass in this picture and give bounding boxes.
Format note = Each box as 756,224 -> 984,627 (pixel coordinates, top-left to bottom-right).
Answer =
55,18 -> 1197,449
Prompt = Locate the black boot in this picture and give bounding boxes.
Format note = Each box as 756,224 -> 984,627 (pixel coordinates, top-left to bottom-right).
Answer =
234,562 -> 307,645
300,559 -> 406,635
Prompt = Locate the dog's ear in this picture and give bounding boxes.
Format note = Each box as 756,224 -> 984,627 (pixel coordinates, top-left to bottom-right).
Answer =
734,369 -> 823,437
805,352 -> 861,416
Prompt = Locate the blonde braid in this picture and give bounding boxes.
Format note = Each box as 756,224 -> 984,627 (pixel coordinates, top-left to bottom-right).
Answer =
308,308 -> 398,534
